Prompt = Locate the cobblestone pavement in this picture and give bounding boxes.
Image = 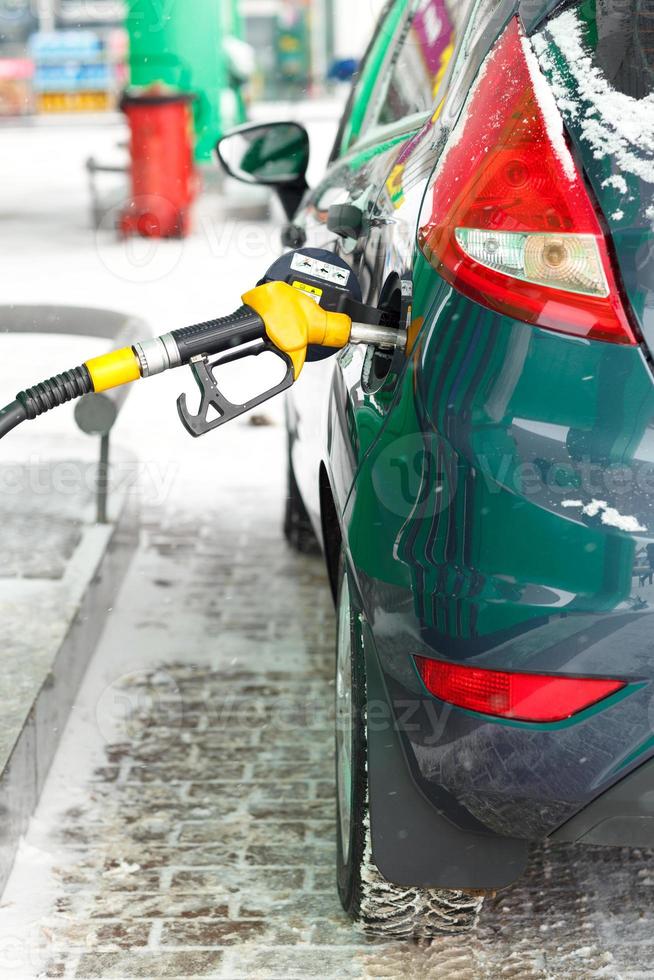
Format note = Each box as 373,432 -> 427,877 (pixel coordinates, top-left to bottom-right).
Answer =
2,417 -> 654,979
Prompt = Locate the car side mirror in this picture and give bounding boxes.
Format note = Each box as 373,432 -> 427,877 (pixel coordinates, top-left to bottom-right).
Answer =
216,121 -> 310,220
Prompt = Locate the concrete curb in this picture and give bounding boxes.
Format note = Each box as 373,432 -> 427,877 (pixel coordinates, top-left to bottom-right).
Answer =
0,500 -> 138,893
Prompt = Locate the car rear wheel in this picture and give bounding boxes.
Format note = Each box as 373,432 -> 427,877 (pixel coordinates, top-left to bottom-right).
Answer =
335,556 -> 484,938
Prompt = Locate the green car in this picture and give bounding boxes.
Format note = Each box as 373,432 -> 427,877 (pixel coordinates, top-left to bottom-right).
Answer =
219,0 -> 654,939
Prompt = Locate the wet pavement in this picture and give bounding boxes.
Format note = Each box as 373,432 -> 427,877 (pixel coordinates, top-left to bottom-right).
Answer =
2,420 -> 654,979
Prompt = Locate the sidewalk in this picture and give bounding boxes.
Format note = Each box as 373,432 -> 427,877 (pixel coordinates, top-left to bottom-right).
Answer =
0,452 -> 136,892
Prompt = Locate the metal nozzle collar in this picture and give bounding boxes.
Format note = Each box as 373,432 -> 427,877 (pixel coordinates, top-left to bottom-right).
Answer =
134,334 -> 182,378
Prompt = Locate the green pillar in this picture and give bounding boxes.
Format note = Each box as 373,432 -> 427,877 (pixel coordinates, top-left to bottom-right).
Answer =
126,0 -> 245,162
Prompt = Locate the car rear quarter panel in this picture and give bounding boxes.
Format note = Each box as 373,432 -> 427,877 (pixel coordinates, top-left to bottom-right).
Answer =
343,250 -> 654,840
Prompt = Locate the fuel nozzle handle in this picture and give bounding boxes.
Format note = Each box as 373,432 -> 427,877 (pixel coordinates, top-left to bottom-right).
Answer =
136,306 -> 268,379
172,282 -> 405,438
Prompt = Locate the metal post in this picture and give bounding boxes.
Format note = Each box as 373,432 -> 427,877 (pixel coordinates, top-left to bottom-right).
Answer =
36,0 -> 55,33
309,0 -> 328,95
325,0 -> 336,74
97,433 -> 110,525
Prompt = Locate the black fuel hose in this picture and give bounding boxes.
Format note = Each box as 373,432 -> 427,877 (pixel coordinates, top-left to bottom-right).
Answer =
0,400 -> 27,440
0,365 -> 93,440
0,364 -> 94,438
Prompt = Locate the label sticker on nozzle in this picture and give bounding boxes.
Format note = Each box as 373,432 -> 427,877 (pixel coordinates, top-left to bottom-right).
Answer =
292,281 -> 323,303
290,253 -> 351,288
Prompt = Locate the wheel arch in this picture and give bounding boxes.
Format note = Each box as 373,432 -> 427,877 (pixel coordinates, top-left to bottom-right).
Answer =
359,597 -> 530,891
320,463 -> 342,606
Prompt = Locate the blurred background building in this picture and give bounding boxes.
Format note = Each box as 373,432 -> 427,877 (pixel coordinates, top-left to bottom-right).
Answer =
0,0 -> 385,119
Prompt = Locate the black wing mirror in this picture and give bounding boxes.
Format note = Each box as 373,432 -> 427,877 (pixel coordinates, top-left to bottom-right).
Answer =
216,121 -> 310,220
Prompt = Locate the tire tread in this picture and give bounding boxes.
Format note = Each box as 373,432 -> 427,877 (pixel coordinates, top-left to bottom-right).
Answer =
336,556 -> 484,939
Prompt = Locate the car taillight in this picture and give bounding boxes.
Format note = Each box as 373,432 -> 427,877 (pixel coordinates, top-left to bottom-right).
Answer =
414,656 -> 625,723
418,18 -> 636,345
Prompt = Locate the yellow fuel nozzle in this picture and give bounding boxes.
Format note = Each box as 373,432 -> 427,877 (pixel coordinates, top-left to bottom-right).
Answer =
242,281 -> 353,379
242,280 -> 407,379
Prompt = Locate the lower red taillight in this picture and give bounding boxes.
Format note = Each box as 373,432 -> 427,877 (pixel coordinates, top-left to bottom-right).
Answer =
414,656 -> 625,722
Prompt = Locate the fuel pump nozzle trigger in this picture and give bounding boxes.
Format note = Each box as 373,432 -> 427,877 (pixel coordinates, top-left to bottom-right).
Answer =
177,340 -> 296,438
175,278 -> 352,437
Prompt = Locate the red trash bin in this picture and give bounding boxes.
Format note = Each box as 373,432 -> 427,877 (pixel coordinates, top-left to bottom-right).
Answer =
120,88 -> 197,239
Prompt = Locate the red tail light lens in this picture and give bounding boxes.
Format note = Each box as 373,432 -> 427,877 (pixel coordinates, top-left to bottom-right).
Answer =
418,18 -> 636,345
414,656 -> 625,722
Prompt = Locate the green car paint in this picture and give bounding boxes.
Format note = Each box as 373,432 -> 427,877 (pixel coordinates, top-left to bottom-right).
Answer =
342,0 -> 654,658
348,264 -> 650,642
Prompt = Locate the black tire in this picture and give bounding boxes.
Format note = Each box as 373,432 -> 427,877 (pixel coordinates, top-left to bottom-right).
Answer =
283,448 -> 319,554
334,555 -> 484,938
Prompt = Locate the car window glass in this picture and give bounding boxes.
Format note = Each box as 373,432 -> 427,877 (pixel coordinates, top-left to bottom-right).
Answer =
579,0 -> 653,99
373,0 -> 470,129
335,0 -> 406,156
